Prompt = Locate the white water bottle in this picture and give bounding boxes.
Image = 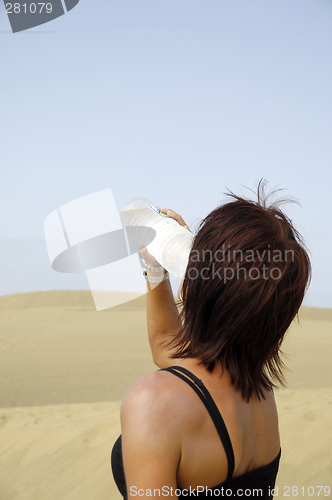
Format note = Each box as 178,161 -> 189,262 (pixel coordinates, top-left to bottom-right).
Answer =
120,198 -> 194,277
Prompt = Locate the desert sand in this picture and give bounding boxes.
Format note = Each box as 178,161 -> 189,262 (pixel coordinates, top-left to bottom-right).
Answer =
0,291 -> 331,499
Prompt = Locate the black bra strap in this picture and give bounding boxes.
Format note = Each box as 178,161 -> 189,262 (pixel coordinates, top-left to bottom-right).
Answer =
160,365 -> 235,480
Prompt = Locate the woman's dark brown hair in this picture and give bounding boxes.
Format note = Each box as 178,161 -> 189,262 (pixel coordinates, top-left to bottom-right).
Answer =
171,180 -> 311,401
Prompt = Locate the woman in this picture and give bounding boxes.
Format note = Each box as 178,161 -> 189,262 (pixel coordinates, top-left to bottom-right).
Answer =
111,182 -> 311,499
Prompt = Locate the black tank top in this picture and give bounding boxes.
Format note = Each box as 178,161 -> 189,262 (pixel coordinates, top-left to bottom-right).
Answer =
111,366 -> 281,499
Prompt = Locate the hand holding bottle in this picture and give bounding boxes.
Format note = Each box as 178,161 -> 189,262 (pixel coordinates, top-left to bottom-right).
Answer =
139,208 -> 191,267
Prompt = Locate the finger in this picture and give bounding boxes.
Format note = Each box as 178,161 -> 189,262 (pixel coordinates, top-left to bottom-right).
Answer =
139,245 -> 149,259
160,207 -> 190,230
139,245 -> 161,267
139,244 -> 147,255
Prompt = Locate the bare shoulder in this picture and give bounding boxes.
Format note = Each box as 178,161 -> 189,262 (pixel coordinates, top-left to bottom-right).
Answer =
121,369 -> 197,430
120,370 -> 190,461
120,371 -> 183,490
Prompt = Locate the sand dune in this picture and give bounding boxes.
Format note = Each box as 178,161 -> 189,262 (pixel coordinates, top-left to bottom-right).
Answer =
0,291 -> 155,407
0,291 -> 331,499
0,402 -> 121,500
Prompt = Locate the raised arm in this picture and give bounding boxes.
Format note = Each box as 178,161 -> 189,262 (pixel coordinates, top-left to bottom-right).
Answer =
140,208 -> 190,368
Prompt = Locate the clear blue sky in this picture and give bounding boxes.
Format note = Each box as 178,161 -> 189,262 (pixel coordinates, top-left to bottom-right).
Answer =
0,0 -> 331,307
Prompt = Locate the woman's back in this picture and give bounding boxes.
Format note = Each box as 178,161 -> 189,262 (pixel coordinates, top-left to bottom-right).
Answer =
112,359 -> 281,499
156,359 -> 280,490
